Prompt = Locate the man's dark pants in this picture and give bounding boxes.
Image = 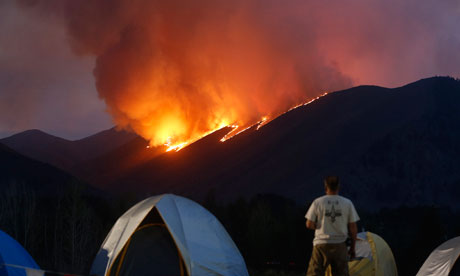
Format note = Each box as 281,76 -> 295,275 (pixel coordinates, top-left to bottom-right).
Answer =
306,242 -> 349,276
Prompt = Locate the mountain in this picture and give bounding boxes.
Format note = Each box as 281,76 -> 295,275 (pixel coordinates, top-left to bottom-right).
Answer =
72,127 -> 138,158
71,136 -> 163,187
0,127 -> 137,172
3,77 -> 459,210
85,76 -> 460,210
0,129 -> 76,170
0,143 -> 79,194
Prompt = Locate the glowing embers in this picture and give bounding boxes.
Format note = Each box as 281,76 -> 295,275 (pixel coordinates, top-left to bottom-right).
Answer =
164,126 -> 229,152
220,117 -> 268,142
165,141 -> 188,152
288,92 -> 329,112
153,92 -> 329,152
256,116 -> 269,130
219,92 -> 329,142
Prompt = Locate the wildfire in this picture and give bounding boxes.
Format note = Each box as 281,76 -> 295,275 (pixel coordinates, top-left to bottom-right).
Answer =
165,141 -> 188,152
287,92 -> 329,112
164,125 -> 229,152
220,116 -> 268,142
256,116 -> 269,130
219,125 -> 249,142
153,92 -> 329,152
217,92 -> 329,144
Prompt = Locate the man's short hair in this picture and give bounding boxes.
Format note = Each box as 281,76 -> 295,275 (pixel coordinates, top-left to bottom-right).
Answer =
324,176 -> 340,191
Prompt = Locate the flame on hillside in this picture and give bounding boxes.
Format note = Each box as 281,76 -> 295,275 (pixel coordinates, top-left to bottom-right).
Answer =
220,117 -> 267,143
164,125 -> 228,152
158,92 -> 329,152
42,0 -> 352,154
217,92 -> 329,145
20,0 -> 460,154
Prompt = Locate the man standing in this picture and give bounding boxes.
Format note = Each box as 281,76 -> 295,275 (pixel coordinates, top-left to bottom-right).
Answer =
305,176 -> 359,276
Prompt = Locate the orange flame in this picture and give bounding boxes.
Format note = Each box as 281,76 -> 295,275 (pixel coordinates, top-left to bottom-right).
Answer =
78,2 -> 348,153
217,93 -> 329,144
154,92 -> 329,152
64,0 -> 352,153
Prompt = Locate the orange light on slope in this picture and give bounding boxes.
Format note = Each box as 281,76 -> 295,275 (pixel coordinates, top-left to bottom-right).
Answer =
256,116 -> 269,130
148,92 -> 329,152
164,124 -> 230,152
219,93 -> 329,142
220,117 -> 268,142
288,92 -> 329,112
166,141 -> 188,152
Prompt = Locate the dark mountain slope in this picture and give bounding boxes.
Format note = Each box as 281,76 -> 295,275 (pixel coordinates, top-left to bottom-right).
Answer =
0,127 -> 137,172
5,77 -> 458,210
106,77 -> 460,209
72,136 -> 162,187
72,127 -> 137,159
0,143 -> 77,194
0,129 -> 76,170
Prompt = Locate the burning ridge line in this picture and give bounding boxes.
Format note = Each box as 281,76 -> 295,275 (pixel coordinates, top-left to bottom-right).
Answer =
164,126 -> 229,152
220,117 -> 267,142
157,91 -> 329,152
219,91 -> 328,142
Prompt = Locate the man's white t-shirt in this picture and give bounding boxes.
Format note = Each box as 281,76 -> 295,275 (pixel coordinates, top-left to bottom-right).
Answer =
305,195 -> 360,246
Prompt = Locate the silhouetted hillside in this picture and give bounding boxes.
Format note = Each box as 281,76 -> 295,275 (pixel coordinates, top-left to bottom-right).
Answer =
72,127 -> 138,158
0,143 -> 76,194
0,144 -> 113,275
72,136 -> 161,187
0,127 -> 137,172
102,77 -> 460,210
4,77 -> 460,210
1,130 -> 76,171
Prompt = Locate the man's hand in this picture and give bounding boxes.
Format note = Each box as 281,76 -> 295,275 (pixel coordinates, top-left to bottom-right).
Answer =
348,247 -> 356,260
348,222 -> 358,260
306,220 -> 318,230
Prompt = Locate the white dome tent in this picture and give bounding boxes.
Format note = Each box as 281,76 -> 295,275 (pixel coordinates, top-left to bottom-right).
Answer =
416,237 -> 460,276
90,194 -> 249,276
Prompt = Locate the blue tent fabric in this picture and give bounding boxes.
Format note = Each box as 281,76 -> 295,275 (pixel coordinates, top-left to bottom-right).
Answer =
0,230 -> 40,276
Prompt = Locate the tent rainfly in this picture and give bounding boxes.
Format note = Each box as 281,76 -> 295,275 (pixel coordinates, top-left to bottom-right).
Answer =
90,194 -> 249,276
325,232 -> 398,276
416,237 -> 460,276
0,230 -> 41,276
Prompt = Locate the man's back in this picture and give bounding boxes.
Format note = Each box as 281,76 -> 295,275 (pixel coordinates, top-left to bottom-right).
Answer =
306,195 -> 359,245
305,176 -> 359,276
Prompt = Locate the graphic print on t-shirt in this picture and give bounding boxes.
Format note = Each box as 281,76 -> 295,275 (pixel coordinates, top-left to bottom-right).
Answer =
325,200 -> 342,223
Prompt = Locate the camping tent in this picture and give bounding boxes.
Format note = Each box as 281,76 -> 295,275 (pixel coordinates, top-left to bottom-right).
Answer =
0,230 -> 41,276
416,236 -> 460,276
90,194 -> 249,276
326,232 -> 398,276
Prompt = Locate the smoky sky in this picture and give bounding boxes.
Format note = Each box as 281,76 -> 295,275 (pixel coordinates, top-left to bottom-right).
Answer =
2,0 -> 460,141
0,0 -> 112,139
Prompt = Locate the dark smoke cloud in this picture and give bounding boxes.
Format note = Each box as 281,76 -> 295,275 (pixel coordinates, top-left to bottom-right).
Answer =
35,0 -> 355,145
8,0 -> 460,143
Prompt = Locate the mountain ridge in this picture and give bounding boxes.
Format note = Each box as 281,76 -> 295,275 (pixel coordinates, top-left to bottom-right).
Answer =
0,127 -> 137,172
2,76 -> 459,210
107,76 -> 460,209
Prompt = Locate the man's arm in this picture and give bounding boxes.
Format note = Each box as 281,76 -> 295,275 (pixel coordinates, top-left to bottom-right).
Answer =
305,200 -> 317,230
306,219 -> 317,230
348,222 -> 358,259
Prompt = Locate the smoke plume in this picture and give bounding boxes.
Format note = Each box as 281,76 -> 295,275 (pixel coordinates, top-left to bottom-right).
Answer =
17,0 -> 460,146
